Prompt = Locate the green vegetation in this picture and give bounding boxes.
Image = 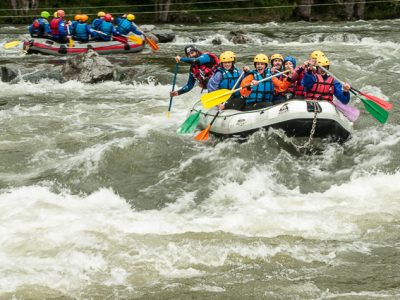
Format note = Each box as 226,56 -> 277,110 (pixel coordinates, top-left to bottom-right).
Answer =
0,0 -> 399,24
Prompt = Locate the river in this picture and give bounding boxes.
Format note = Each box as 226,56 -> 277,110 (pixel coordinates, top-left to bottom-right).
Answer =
0,19 -> 399,299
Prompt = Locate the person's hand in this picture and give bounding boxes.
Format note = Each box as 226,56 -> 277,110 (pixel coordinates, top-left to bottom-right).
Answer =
218,103 -> 225,110
270,67 -> 277,73
251,80 -> 259,86
343,83 -> 350,92
170,91 -> 179,97
243,66 -> 250,72
175,55 -> 181,63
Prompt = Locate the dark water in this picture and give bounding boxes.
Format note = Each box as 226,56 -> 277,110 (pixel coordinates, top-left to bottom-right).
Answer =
0,20 -> 399,299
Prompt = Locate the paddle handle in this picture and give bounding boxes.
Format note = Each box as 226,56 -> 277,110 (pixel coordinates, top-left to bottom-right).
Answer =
209,110 -> 221,126
168,63 -> 179,114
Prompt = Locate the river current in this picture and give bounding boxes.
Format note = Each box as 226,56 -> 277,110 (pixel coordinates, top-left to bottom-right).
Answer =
0,20 -> 399,299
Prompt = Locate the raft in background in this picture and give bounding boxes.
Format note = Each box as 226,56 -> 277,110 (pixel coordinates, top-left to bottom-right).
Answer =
192,100 -> 353,141
22,37 -> 145,55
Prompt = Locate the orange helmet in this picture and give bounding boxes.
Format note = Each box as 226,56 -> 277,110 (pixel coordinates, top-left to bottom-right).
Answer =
81,14 -> 89,22
74,14 -> 82,21
56,10 -> 65,18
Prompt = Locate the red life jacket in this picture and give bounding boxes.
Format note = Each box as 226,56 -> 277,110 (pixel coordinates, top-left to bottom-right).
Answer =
190,52 -> 220,89
50,18 -> 61,35
305,74 -> 334,102
288,71 -> 305,97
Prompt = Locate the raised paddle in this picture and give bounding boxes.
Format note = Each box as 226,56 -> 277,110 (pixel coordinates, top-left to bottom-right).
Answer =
167,63 -> 179,118
201,70 -> 289,109
4,41 -> 21,49
194,71 -> 246,141
132,22 -> 159,52
351,87 -> 392,111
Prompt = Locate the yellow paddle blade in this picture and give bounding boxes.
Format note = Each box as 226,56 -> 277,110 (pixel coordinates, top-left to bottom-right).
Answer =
128,35 -> 143,44
68,38 -> 74,48
201,89 -> 233,109
4,41 -> 21,49
194,125 -> 211,141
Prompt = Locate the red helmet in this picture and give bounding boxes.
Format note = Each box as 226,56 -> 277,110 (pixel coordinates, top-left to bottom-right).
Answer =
104,14 -> 112,22
56,10 -> 65,18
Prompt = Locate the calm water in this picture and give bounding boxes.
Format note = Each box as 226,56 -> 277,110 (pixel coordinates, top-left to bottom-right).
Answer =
0,20 -> 399,299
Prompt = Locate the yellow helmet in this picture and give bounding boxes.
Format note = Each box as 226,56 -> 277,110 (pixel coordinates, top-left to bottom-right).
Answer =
127,14 -> 135,21
310,50 -> 325,60
254,54 -> 269,64
97,11 -> 106,17
317,56 -> 330,67
270,53 -> 284,62
220,51 -> 236,63
53,12 -> 58,18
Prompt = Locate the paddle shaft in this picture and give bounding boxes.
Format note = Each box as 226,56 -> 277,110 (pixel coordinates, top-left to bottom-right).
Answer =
168,63 -> 179,113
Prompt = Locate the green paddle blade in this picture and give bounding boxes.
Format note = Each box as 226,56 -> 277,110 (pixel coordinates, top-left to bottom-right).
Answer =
177,111 -> 201,134
201,89 -> 233,109
361,97 -> 389,124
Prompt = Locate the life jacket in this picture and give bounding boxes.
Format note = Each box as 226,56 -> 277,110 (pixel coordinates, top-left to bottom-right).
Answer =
288,71 -> 305,98
190,52 -> 220,89
50,18 -> 62,35
117,18 -> 132,35
92,18 -> 103,31
75,23 -> 89,41
305,74 -> 334,102
246,69 -> 274,104
100,21 -> 113,36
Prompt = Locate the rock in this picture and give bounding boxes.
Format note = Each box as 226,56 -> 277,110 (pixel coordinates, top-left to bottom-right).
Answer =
140,25 -> 156,32
1,63 -> 63,83
152,29 -> 175,43
229,30 -> 250,44
212,38 -> 222,45
113,65 -> 138,82
61,49 -> 114,83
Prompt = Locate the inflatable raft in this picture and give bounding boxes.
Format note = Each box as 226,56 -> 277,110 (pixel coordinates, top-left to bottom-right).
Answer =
193,99 -> 353,140
22,37 -> 145,55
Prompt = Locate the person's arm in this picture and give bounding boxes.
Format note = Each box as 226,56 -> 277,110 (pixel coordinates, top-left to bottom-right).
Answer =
180,53 -> 211,65
272,77 -> 290,92
130,24 -> 143,36
301,70 -> 316,91
177,73 -> 196,95
333,79 -> 350,104
291,66 -> 304,81
207,71 -> 223,92
239,74 -> 254,97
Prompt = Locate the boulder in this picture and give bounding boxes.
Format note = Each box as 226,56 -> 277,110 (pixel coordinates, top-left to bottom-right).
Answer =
1,63 -> 63,83
152,29 -> 175,43
61,49 -> 114,83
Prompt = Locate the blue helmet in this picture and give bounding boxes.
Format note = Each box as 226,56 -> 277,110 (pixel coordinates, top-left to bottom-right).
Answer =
283,56 -> 296,68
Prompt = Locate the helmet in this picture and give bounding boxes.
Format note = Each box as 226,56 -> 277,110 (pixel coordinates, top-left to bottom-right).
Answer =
254,54 -> 269,64
310,50 -> 325,60
317,56 -> 330,67
270,53 -> 284,62
81,14 -> 89,22
127,14 -> 135,21
56,10 -> 65,18
114,17 -> 121,25
184,45 -> 198,55
283,56 -> 296,68
97,11 -> 106,17
40,11 -> 50,18
53,12 -> 57,18
104,14 -> 113,22
74,14 -> 82,21
220,51 -> 236,63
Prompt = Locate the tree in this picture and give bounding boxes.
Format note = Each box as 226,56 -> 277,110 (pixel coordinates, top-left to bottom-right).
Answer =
10,0 -> 38,15
155,0 -> 173,22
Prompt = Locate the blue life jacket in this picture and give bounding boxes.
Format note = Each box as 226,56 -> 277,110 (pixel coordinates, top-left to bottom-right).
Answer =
99,21 -> 113,40
246,69 -> 274,104
217,67 -> 241,97
75,23 -> 89,41
117,18 -> 132,35
92,18 -> 103,30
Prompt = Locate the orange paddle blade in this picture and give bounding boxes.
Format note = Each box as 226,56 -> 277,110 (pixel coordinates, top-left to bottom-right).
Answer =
194,125 -> 211,141
145,36 -> 159,51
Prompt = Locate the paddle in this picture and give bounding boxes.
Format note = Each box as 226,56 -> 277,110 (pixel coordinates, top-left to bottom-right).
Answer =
193,71 -> 246,140
92,30 -> 128,44
351,87 -> 392,111
332,99 -> 360,122
120,34 -> 143,44
167,63 -> 179,118
132,22 -> 159,51
201,70 -> 289,109
66,25 -> 74,48
317,64 -> 390,123
177,110 -> 201,134
4,41 -> 21,49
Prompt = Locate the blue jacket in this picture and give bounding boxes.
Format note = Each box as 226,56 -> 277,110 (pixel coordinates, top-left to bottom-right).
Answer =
207,67 -> 242,97
91,18 -> 103,30
177,53 -> 215,95
117,18 -> 142,36
74,23 -> 93,41
302,71 -> 350,104
98,21 -> 119,41
29,18 -> 51,37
